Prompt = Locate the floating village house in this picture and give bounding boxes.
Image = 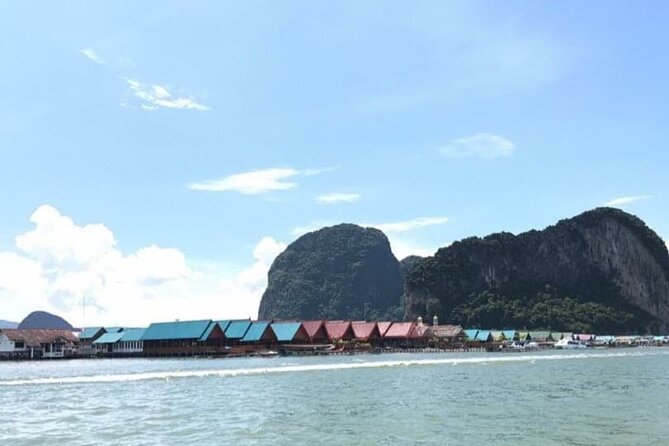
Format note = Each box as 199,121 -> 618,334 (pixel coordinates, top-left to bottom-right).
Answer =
324,321 -> 355,343
0,329 -> 79,359
427,325 -> 465,346
351,321 -> 382,345
270,322 -> 311,344
92,328 -> 146,356
239,321 -> 277,352
301,321 -> 328,343
141,320 -> 226,357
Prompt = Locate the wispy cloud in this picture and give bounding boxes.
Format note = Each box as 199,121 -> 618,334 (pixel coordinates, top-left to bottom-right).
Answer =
188,167 -> 331,195
316,193 -> 361,204
124,79 -> 210,111
292,216 -> 449,237
439,133 -> 515,159
81,48 -> 105,65
604,195 -> 653,207
369,216 -> 449,234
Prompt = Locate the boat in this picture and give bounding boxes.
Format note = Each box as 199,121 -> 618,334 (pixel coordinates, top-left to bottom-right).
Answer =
554,338 -> 587,349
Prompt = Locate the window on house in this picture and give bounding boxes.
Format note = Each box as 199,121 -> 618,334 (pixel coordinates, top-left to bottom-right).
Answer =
15,342 -> 24,348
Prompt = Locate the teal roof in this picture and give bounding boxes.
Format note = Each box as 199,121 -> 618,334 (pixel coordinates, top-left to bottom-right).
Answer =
217,320 -> 232,332
120,328 -> 145,342
241,321 -> 271,342
80,327 -> 105,340
464,329 -> 479,340
225,320 -> 252,339
475,330 -> 492,342
198,321 -> 220,341
271,322 -> 302,342
104,327 -> 124,333
141,320 -> 212,341
93,332 -> 124,344
502,330 -> 517,340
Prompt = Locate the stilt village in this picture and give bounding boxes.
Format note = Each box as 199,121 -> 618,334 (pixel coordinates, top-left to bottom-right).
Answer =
2,315 -> 668,360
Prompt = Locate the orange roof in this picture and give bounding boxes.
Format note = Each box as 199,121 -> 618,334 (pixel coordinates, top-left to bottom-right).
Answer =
1,329 -> 78,347
324,321 -> 353,340
351,322 -> 380,341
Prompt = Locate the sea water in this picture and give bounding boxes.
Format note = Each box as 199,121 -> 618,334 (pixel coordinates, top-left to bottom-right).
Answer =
1,349 -> 668,445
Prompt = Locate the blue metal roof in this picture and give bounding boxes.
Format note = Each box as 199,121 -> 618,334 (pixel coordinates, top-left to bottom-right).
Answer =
93,332 -> 124,344
475,330 -> 492,342
241,321 -> 271,342
271,322 -> 302,342
80,327 -> 105,340
502,330 -> 516,340
464,329 -> 479,340
120,328 -> 146,342
217,320 -> 231,332
104,327 -> 124,333
225,320 -> 252,339
198,321 -> 221,341
141,320 -> 212,341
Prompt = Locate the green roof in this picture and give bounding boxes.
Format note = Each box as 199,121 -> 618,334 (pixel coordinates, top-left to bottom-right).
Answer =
271,322 -> 302,342
120,328 -> 145,342
80,327 -> 105,340
93,332 -> 124,344
141,320 -> 212,341
529,331 -> 551,341
550,332 -> 563,341
225,320 -> 252,339
241,321 -> 271,342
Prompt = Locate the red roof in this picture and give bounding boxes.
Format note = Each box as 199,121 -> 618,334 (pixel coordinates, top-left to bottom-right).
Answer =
384,322 -> 420,339
1,329 -> 78,347
351,322 -> 380,341
377,322 -> 392,337
301,321 -> 328,341
324,321 -> 353,340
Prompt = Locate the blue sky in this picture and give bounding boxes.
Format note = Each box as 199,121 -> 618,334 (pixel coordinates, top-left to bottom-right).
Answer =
0,1 -> 667,325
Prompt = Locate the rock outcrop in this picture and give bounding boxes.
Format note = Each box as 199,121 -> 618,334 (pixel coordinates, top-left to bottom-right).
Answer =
18,311 -> 74,330
259,224 -> 403,320
405,208 -> 669,333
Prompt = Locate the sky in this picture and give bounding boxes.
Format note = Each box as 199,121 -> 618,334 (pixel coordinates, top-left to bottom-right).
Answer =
0,1 -> 667,327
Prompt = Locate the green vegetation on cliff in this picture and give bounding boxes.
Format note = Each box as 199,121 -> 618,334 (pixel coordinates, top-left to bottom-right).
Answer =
406,208 -> 669,333
259,224 -> 403,320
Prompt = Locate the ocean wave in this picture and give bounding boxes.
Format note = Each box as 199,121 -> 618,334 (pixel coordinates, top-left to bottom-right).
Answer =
1,350 -> 666,386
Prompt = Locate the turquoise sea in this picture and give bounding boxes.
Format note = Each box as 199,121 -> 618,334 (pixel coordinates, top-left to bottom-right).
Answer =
1,349 -> 669,445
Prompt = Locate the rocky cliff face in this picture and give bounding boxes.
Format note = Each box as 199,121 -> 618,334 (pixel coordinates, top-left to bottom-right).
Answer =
258,224 -> 403,320
405,208 -> 669,333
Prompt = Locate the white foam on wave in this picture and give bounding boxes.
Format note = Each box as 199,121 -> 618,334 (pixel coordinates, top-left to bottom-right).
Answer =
1,350 -> 666,387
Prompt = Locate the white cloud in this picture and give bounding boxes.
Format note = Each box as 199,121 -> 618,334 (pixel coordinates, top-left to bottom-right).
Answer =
188,167 -> 331,195
439,133 -> 515,159
0,205 -> 286,326
604,195 -> 653,207
81,48 -> 105,65
370,216 -> 449,234
124,78 -> 210,111
316,193 -> 361,204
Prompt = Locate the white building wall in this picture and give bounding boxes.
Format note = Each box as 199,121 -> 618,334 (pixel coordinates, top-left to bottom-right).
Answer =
0,333 -> 15,353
